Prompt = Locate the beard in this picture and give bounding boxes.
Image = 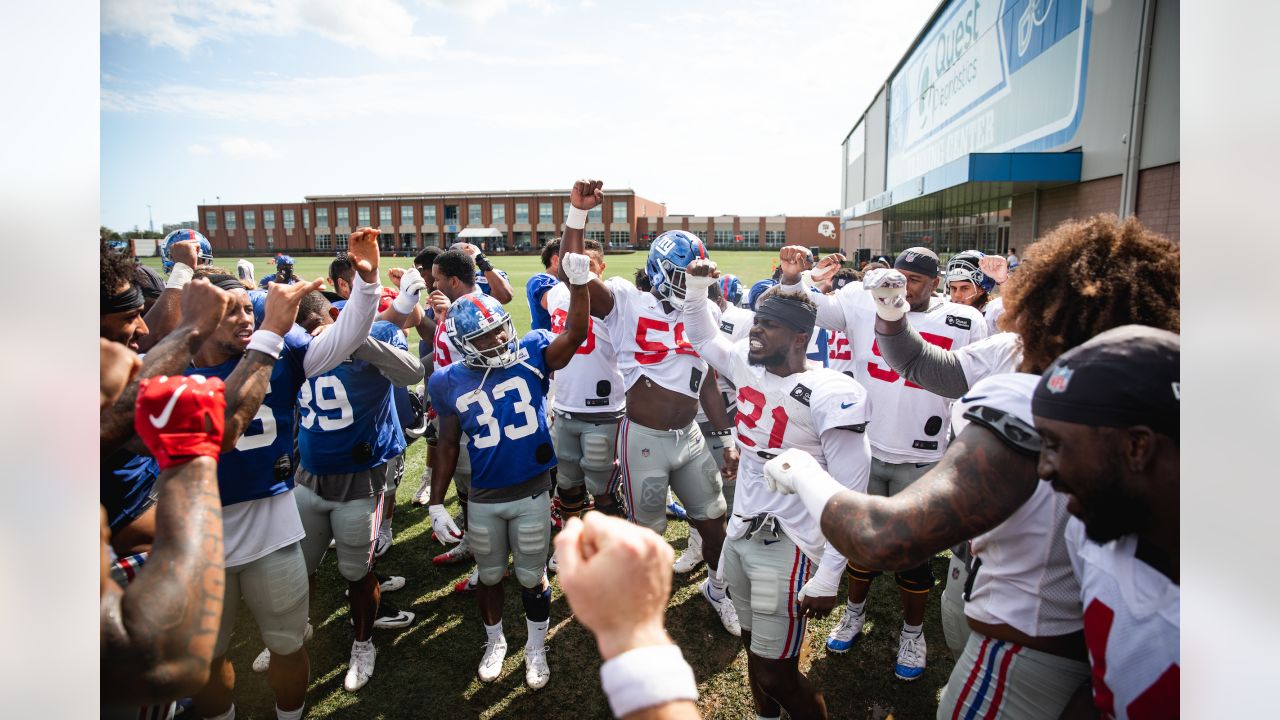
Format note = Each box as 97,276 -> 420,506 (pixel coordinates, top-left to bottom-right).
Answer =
748,347 -> 786,367
1077,455 -> 1152,544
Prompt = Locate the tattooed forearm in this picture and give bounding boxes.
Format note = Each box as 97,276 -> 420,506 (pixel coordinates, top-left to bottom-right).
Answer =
101,326 -> 204,454
101,456 -> 225,704
819,424 -> 1040,571
219,349 -> 276,451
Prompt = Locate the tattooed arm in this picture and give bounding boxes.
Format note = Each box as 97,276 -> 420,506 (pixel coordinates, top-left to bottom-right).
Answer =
100,456 -> 225,704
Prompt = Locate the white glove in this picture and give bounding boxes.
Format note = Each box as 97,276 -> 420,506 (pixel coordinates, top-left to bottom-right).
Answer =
562,252 -> 592,285
763,448 -> 846,523
428,504 -> 462,545
798,564 -> 841,601
392,267 -> 427,314
236,259 -> 255,284
863,268 -> 910,321
684,272 -> 718,295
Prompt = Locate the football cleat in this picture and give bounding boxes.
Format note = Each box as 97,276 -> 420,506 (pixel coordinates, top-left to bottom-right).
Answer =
345,574 -> 405,598
349,601 -> 414,630
478,635 -> 508,682
665,490 -> 688,521
673,529 -> 703,574
700,580 -> 741,637
411,468 -> 432,506
825,608 -> 867,653
343,642 -> 376,692
547,549 -> 559,575
895,630 -> 927,681
525,646 -> 550,689
454,567 -> 480,593
433,535 -> 473,565
373,526 -> 393,558
252,623 -> 313,672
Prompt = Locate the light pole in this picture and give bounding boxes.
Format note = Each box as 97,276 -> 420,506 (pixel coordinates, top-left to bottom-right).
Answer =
147,204 -> 154,233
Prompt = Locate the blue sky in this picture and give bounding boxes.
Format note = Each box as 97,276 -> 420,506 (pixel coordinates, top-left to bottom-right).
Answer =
101,0 -> 937,232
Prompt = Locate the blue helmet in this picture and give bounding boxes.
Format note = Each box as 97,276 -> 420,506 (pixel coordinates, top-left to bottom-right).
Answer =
944,250 -> 996,294
718,274 -> 743,305
161,229 -> 213,273
275,254 -> 295,268
645,230 -> 708,308
747,279 -> 778,312
445,293 -> 519,369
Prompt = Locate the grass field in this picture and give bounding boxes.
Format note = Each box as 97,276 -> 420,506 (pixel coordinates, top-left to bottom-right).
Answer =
138,251 -> 956,719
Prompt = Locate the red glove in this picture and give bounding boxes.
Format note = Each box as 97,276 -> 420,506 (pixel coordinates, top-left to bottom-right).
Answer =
134,375 -> 227,470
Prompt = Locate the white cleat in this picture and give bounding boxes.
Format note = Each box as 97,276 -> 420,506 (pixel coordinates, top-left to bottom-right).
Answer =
672,532 -> 704,574
700,579 -> 741,637
547,549 -> 559,575
524,646 -> 550,690
826,608 -> 867,653
343,642 -> 376,692
412,469 -> 432,506
478,635 -> 508,682
252,623 -> 313,673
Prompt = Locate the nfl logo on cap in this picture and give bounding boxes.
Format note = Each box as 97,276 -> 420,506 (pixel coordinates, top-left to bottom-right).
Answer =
641,448 -> 650,457
903,251 -> 919,262
1046,365 -> 1074,394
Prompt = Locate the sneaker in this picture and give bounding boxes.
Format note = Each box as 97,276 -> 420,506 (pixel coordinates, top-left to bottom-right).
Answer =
895,631 -> 927,681
374,527 -> 393,558
434,536 -> 473,565
825,608 -> 867,653
547,549 -> 558,575
672,536 -> 703,574
666,494 -> 688,521
700,579 -> 741,636
328,537 -> 337,549
478,635 -> 508,682
454,567 -> 480,593
349,601 -> 414,630
524,646 -> 550,689
252,623 -> 313,672
343,642 -> 376,692
345,574 -> 405,598
550,496 -> 565,531
412,470 -> 432,506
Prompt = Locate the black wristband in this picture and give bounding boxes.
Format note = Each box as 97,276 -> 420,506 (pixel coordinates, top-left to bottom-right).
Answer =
475,254 -> 494,273
710,428 -> 733,437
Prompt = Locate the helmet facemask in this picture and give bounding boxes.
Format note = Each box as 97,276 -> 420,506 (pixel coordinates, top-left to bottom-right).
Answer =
655,258 -> 689,309
459,316 -> 519,369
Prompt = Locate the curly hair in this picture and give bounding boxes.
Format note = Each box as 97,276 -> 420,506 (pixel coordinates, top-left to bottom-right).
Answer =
999,214 -> 1179,373
100,240 -> 135,297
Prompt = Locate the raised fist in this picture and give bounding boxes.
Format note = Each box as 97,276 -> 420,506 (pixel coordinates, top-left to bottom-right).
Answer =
777,245 -> 815,280
347,227 -> 381,282
810,253 -> 847,284
135,374 -> 227,470
863,268 -> 909,322
179,278 -> 236,340
978,254 -> 1009,285
683,259 -> 719,295
392,267 -> 426,314
762,447 -> 823,495
570,179 -> 604,211
561,252 -> 593,286
170,239 -> 203,269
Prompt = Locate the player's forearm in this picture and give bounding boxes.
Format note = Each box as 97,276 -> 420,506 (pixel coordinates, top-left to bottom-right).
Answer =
875,320 -> 969,398
429,442 -> 458,505
682,289 -> 733,375
220,350 -> 276,451
485,270 -> 514,304
102,457 -> 224,703
138,288 -> 183,352
378,301 -> 423,331
304,273 -> 380,377
353,337 -> 425,386
100,325 -> 205,454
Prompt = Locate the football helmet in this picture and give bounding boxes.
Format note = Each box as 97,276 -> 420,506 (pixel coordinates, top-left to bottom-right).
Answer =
747,278 -> 778,312
718,274 -> 743,305
161,229 -> 214,273
445,293 -> 519,369
275,254 -> 295,269
944,250 -> 996,294
645,230 -> 708,309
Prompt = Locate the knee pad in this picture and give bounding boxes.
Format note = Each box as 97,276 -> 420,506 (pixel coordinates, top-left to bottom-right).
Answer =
580,432 -> 616,474
477,564 -> 507,586
520,585 -> 551,622
337,551 -> 373,583
847,563 -> 881,584
895,562 -> 935,593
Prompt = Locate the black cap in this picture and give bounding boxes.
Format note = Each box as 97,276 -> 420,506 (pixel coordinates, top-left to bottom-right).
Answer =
1032,325 -> 1179,440
132,264 -> 166,300
894,247 -> 940,278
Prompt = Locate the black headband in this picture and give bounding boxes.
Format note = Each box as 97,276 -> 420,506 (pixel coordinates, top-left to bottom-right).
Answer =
755,294 -> 816,334
101,284 -> 144,315
212,277 -> 249,293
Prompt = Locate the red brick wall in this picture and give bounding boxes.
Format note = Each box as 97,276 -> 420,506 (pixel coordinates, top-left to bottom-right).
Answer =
1134,163 -> 1179,243
1009,164 -> 1179,245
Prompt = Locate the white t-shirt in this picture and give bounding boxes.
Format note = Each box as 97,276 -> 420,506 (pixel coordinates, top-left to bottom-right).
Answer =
221,491 -> 306,568
547,279 -> 626,414
1066,518 -> 1180,719
604,280 -> 715,400
952,373 -> 1083,637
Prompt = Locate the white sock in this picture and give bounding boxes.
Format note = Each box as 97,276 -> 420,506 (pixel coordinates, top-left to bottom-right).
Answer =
352,638 -> 373,653
207,705 -> 235,720
485,621 -> 504,643
527,617 -> 550,651
847,599 -> 867,616
902,622 -> 923,637
275,705 -> 304,720
686,527 -> 702,551
707,571 -> 728,601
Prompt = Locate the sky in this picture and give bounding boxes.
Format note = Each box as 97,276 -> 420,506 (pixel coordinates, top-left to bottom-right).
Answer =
100,0 -> 939,232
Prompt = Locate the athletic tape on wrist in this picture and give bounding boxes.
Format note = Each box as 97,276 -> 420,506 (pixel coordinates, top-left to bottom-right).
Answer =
601,644 -> 698,718
246,329 -> 285,359
165,263 -> 194,290
566,206 -> 588,230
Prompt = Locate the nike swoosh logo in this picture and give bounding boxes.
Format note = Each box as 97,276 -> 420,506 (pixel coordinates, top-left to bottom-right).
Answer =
148,384 -> 187,428
840,401 -> 856,409
959,395 -> 989,403
762,539 -> 779,545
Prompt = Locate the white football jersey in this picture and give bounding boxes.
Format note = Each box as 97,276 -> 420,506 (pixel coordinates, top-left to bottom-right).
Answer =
957,331 -> 1023,388
952,373 -> 1083,638
1066,518 -> 1179,720
715,304 -> 753,399
983,295 -> 1005,336
826,330 -> 854,372
433,315 -> 459,369
721,340 -> 872,561
547,279 -> 626,413
604,280 -> 716,399
831,290 -> 988,462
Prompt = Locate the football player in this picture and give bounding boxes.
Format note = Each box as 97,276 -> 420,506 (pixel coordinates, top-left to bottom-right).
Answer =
778,245 -> 987,680
526,238 -> 562,331
944,250 -> 1005,335
451,241 -> 515,304
684,260 -> 872,720
425,251 -> 593,688
187,229 -> 383,720
558,179 -> 741,637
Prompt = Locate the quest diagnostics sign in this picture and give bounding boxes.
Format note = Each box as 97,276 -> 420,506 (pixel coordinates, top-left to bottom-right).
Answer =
886,0 -> 1092,188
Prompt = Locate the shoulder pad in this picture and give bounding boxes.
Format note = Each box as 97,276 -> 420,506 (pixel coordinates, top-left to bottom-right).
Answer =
961,404 -> 1041,456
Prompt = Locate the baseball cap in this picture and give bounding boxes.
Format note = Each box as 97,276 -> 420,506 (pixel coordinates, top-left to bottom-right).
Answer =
894,247 -> 940,278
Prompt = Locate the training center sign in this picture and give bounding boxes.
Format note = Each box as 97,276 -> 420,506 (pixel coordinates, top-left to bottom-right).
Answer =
885,0 -> 1092,189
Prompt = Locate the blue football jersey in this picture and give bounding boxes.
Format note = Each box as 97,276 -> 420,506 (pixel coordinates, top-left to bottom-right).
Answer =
525,272 -> 560,332
474,268 -> 509,298
297,321 -> 408,475
428,331 -> 556,489
187,325 -> 312,507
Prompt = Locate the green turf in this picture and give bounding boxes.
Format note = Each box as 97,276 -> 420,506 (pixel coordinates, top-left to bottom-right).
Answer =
139,250 -> 956,719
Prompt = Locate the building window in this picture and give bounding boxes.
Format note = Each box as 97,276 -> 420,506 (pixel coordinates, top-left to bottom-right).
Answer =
515,203 -> 529,223
379,206 -> 391,227
316,208 -> 327,227
740,229 -> 759,245
380,231 -> 394,251
225,211 -> 237,231
205,211 -> 217,230
444,205 -> 459,224
492,203 -> 505,224
336,234 -> 350,251
423,205 -> 437,224
613,203 -> 628,222
244,210 -> 256,230
692,230 -> 707,243
610,230 -> 631,248
358,206 -> 370,226
585,230 -> 606,243
401,233 -> 417,250
401,205 -> 414,224
264,210 -> 275,229
336,207 -> 348,226
588,206 -> 602,223
562,201 -> 571,222
266,234 -> 274,250
539,202 -> 552,223
303,209 -> 310,228
316,234 -> 331,250
422,232 -> 439,248
283,210 -> 295,230
469,204 -> 482,225
765,230 -> 786,247
247,235 -> 255,250
713,229 -> 734,246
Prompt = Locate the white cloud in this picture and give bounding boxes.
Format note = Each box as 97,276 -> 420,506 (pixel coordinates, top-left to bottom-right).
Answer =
218,137 -> 280,158
187,143 -> 212,155
421,0 -> 558,23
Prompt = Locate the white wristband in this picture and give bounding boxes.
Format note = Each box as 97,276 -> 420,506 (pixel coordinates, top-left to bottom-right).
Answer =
796,472 -> 845,525
600,644 -> 698,718
566,205 -> 589,230
166,263 -> 194,290
246,329 -> 285,359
